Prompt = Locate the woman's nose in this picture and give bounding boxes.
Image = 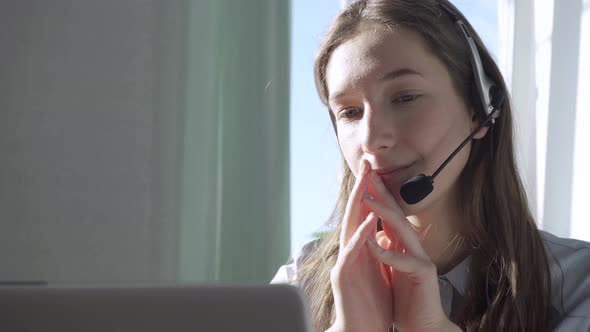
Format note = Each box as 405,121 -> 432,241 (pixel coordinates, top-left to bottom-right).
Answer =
360,105 -> 396,155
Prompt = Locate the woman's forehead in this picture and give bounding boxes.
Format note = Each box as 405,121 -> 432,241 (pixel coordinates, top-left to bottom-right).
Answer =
325,27 -> 440,96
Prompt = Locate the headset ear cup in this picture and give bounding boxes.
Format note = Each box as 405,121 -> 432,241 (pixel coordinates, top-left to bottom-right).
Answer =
490,85 -> 505,110
468,81 -> 487,124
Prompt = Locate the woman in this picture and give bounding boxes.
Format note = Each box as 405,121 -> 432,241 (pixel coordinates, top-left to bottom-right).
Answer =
273,1 -> 590,331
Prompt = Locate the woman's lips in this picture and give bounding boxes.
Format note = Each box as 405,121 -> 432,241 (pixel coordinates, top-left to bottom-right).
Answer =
373,163 -> 416,188
374,162 -> 414,177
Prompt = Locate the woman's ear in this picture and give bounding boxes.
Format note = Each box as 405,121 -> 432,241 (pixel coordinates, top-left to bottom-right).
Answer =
473,125 -> 488,140
470,108 -> 489,140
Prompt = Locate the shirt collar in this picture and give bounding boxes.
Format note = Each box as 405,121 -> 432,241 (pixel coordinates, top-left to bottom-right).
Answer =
439,255 -> 472,296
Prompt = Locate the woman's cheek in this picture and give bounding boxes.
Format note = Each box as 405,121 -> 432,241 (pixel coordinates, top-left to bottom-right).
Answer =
337,130 -> 361,172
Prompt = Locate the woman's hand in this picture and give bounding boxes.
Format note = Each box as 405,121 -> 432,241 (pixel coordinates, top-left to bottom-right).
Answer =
363,168 -> 461,332
328,159 -> 394,332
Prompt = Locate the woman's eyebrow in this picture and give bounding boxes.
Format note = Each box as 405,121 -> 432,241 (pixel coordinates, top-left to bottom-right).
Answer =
379,67 -> 423,82
329,91 -> 350,103
329,68 -> 423,103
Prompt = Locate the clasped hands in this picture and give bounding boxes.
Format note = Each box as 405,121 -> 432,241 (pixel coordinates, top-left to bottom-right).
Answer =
327,160 -> 462,332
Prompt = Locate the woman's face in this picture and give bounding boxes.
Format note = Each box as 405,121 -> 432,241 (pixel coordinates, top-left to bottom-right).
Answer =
326,26 -> 485,215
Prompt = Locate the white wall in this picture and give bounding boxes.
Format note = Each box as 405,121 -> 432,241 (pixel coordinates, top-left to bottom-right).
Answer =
502,0 -> 590,241
570,1 -> 590,240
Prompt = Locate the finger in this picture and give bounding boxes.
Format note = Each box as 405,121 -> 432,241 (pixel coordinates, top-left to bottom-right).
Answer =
362,193 -> 428,259
340,159 -> 371,248
378,225 -> 405,258
367,236 -> 436,277
377,230 -> 402,253
369,170 -> 399,212
376,231 -> 390,248
337,212 -> 379,264
369,171 -> 405,242
379,260 -> 392,286
375,231 -> 393,285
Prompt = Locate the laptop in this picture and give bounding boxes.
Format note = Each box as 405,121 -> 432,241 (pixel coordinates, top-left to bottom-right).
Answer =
0,284 -> 311,332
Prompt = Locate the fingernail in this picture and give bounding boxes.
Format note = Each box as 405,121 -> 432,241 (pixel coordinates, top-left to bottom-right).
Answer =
363,192 -> 375,200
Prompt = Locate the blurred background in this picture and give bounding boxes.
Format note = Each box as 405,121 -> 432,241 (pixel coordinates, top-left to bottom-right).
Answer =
0,0 -> 588,284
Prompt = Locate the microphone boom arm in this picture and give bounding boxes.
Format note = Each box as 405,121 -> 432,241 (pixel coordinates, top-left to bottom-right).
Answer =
431,110 -> 496,180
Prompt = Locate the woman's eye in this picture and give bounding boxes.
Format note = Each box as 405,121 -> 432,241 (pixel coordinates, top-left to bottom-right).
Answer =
393,94 -> 421,103
340,108 -> 362,119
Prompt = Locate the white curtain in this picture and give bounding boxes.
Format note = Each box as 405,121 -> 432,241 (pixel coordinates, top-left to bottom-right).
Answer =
0,0 -> 290,284
179,0 -> 291,282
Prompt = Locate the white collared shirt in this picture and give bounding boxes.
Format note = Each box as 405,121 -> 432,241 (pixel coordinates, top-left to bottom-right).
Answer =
271,231 -> 590,331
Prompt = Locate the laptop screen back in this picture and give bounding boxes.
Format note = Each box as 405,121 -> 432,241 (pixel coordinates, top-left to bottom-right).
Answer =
0,284 -> 311,332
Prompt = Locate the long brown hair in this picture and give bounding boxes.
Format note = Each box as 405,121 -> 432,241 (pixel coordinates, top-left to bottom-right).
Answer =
296,1 -> 553,331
